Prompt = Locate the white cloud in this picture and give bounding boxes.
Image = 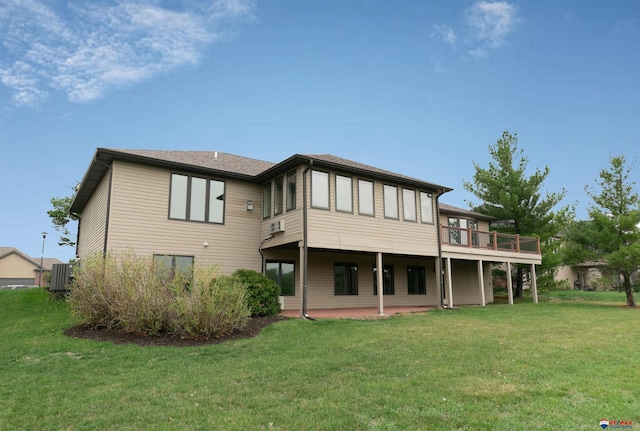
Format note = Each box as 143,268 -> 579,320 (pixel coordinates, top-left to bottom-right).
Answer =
431,24 -> 457,47
466,1 -> 518,50
431,1 -> 518,60
0,0 -> 256,107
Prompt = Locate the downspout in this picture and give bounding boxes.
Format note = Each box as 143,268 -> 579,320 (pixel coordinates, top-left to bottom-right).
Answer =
259,236 -> 275,275
92,157 -> 113,259
302,160 -> 315,320
72,212 -> 81,260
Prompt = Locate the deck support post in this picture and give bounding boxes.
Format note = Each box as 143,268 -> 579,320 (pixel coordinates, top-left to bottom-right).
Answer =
377,252 -> 384,316
446,257 -> 454,308
477,260 -> 486,306
531,263 -> 538,304
506,261 -> 514,305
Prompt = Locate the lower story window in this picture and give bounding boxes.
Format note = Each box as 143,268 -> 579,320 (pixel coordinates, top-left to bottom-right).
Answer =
266,261 -> 295,296
373,265 -> 395,295
407,266 -> 426,294
154,254 -> 194,281
334,263 -> 358,295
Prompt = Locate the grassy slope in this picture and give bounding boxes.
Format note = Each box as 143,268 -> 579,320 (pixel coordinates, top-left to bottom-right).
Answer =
1,289 -> 638,431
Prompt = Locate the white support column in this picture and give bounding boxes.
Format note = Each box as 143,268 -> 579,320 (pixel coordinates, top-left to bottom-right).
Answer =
446,257 -> 454,308
477,260 -> 486,307
531,263 -> 538,304
299,242 -> 305,317
377,252 -> 384,315
506,261 -> 514,305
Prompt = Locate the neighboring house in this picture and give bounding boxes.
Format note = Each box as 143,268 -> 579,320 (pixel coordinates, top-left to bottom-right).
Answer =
70,149 -> 542,316
0,247 -> 63,287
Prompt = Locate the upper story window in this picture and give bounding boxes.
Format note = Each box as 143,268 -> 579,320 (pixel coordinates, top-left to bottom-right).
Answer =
169,174 -> 224,223
263,183 -> 271,219
286,171 -> 297,211
335,175 -> 353,213
420,192 -> 434,224
274,176 -> 284,215
358,179 -> 374,216
311,170 -> 330,209
383,185 -> 398,219
403,189 -> 417,222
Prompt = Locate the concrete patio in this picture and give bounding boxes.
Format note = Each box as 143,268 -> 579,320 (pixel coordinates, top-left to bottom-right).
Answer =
280,306 -> 434,319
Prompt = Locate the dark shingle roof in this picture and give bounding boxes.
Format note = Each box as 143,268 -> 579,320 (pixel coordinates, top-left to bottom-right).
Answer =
111,149 -> 275,176
71,148 -> 453,213
439,203 -> 494,221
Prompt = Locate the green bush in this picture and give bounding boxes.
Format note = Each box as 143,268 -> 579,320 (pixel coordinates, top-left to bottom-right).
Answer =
232,269 -> 281,317
67,252 -> 249,339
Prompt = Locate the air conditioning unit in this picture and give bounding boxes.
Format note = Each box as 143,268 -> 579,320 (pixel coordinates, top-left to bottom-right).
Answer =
269,220 -> 285,233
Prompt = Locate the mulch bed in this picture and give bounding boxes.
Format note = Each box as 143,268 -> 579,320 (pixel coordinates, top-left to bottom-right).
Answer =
63,315 -> 285,347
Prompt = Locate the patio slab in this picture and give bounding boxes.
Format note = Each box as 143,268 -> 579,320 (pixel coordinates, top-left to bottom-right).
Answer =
280,306 -> 434,319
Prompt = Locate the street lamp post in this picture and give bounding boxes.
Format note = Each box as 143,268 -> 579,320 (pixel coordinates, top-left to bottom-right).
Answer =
39,232 -> 47,288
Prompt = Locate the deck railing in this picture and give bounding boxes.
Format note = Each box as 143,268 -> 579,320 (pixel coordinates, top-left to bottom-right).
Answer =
441,226 -> 540,254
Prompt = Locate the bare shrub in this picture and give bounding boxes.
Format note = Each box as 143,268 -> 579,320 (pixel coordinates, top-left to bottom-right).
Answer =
68,252 -> 249,339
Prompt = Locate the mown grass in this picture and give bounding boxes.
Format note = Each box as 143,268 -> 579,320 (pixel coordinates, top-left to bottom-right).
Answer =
1,288 -> 638,430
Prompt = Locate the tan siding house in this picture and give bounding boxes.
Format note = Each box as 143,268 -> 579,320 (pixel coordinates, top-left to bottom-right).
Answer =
0,247 -> 62,287
71,149 -> 542,316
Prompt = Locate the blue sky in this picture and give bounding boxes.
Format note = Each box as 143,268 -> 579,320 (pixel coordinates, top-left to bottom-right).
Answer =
1,0 -> 639,263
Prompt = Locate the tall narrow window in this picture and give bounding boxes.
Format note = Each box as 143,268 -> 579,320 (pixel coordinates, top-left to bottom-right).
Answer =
407,266 -> 426,294
274,177 -> 284,215
403,189 -> 416,222
190,177 -> 207,222
286,171 -> 297,211
311,170 -> 330,209
420,192 -> 434,224
169,174 -> 225,223
358,179 -> 374,216
169,174 -> 188,219
334,263 -> 358,295
373,265 -> 395,295
335,175 -> 353,213
383,185 -> 398,219
209,180 -> 225,223
263,183 -> 271,219
266,261 -> 295,296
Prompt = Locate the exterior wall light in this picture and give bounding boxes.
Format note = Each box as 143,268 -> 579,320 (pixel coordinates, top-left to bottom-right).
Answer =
245,200 -> 254,211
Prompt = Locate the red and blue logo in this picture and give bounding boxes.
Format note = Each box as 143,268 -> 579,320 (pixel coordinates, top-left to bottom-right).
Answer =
600,419 -> 633,429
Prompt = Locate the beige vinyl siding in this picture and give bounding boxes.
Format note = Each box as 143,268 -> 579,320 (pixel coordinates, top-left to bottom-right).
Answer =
77,170 -> 110,258
303,251 -> 439,310
304,171 -> 440,256
105,161 -> 264,274
446,260 -> 493,305
262,248 -> 440,311
0,254 -> 37,278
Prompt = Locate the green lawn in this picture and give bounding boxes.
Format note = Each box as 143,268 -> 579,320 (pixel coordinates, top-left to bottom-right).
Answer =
1,288 -> 638,431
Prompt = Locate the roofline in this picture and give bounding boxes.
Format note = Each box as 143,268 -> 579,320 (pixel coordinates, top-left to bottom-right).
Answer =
439,204 -> 494,221
72,150 -> 454,214
71,148 -> 259,214
256,154 -> 453,194
0,248 -> 41,267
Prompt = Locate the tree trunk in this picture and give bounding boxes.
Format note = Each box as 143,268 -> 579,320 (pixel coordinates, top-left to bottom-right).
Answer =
623,275 -> 636,307
514,267 -> 524,298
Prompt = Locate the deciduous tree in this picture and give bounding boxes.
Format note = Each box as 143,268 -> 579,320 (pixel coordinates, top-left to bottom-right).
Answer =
47,193 -> 78,248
